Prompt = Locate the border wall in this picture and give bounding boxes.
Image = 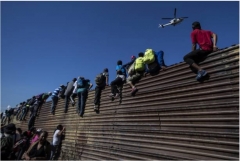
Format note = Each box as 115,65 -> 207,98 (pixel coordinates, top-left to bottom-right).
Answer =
13,44 -> 239,160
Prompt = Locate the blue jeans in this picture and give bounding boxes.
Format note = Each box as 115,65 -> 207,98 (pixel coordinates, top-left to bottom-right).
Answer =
77,89 -> 87,115
156,51 -> 166,67
50,144 -> 60,160
51,96 -> 58,113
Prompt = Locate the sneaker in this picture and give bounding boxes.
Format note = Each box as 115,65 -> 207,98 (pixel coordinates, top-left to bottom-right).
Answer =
114,93 -> 119,98
108,93 -> 114,98
131,87 -> 137,93
131,86 -> 136,92
196,70 -> 207,80
131,88 -> 138,96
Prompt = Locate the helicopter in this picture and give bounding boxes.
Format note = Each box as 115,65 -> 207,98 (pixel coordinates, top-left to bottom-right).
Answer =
158,8 -> 188,28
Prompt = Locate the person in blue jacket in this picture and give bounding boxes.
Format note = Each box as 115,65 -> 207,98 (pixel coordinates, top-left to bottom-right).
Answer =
145,50 -> 167,76
116,60 -> 127,78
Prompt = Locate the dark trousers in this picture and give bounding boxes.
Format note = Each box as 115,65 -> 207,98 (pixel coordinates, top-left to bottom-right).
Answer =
50,144 -> 60,160
30,101 -> 43,117
77,90 -> 87,115
110,77 -> 123,95
64,94 -> 71,111
51,96 -> 59,113
35,101 -> 43,115
16,108 -> 22,120
94,86 -> 104,105
28,116 -> 36,130
184,49 -> 212,66
30,103 -> 39,117
29,107 -> 34,117
20,108 -> 28,120
147,62 -> 160,75
7,116 -> 11,124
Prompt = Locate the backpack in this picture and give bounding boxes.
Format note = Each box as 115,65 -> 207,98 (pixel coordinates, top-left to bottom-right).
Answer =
42,93 -> 49,101
134,57 -> 145,72
77,78 -> 86,88
143,49 -> 155,64
59,87 -> 66,99
95,73 -> 105,85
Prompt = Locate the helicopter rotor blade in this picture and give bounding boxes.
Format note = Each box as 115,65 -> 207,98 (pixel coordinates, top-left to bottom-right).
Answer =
162,18 -> 173,19
180,17 -> 188,18
174,8 -> 176,18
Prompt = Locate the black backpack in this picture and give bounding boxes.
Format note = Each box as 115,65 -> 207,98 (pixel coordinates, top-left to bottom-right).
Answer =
59,86 -> 66,99
95,73 -> 105,85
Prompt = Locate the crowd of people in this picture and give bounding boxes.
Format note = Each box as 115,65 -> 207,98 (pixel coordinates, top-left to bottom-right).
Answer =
1,123 -> 65,160
1,21 -> 218,159
2,21 -> 218,122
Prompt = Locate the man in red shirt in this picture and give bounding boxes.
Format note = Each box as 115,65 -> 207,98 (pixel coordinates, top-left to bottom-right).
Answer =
184,21 -> 218,80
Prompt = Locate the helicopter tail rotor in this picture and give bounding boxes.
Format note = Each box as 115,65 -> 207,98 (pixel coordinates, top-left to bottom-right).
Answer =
158,24 -> 164,28
174,8 -> 177,18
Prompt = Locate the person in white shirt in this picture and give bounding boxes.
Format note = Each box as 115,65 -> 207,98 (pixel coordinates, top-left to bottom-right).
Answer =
70,78 -> 78,106
50,125 -> 65,160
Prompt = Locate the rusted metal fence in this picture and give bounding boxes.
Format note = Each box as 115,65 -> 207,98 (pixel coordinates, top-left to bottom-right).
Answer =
13,44 -> 239,160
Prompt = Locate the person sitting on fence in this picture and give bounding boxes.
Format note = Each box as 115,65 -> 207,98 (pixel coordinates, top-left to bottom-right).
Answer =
183,21 -> 218,81
50,125 -> 65,160
94,68 -> 109,112
22,131 -> 51,160
109,70 -> 125,99
144,50 -> 167,76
